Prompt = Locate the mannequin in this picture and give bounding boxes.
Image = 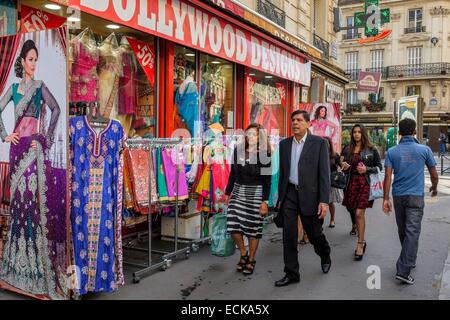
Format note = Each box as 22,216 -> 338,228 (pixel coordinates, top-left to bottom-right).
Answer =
98,33 -> 122,119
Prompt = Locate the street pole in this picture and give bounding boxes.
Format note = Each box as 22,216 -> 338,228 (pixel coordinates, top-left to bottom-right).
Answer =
417,97 -> 424,143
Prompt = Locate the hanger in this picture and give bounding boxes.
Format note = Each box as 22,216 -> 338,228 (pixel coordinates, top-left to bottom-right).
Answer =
87,102 -> 110,128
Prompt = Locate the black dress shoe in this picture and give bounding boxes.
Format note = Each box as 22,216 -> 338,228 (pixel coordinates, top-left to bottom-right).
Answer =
321,256 -> 332,274
274,275 -> 300,287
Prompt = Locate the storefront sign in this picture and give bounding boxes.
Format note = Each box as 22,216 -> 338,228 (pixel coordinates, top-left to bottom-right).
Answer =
357,71 -> 381,93
20,5 -> 67,33
127,37 -> 155,86
201,0 -> 322,60
51,0 -> 311,86
206,0 -> 245,18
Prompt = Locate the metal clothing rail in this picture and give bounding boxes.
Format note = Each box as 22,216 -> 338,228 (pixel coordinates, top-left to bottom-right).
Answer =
124,138 -> 191,283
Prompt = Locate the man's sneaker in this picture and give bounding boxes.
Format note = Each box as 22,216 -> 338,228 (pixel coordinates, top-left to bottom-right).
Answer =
395,274 -> 415,285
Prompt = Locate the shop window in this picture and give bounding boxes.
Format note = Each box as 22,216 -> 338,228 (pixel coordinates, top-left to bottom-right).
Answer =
200,54 -> 234,130
66,9 -> 156,139
246,69 -> 287,137
173,45 -> 198,137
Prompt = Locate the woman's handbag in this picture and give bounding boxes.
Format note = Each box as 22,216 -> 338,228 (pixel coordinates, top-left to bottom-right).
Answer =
331,170 -> 348,189
210,206 -> 235,257
369,167 -> 384,201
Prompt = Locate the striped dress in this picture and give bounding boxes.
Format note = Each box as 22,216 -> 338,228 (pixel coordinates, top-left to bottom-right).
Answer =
225,148 -> 271,239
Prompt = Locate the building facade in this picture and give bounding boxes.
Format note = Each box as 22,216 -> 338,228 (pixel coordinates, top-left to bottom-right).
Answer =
338,0 -> 450,152
234,0 -> 348,105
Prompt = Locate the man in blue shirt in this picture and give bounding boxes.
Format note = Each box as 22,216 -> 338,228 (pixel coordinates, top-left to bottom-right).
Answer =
383,118 -> 439,285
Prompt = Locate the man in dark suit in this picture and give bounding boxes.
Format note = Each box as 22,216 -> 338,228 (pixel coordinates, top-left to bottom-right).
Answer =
274,110 -> 332,287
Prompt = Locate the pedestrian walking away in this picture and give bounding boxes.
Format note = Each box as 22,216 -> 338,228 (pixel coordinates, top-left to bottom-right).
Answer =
274,110 -> 331,287
341,124 -> 382,261
383,118 -> 439,285
225,123 -> 272,276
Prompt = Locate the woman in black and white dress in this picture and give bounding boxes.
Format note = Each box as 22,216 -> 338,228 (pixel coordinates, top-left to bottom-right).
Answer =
225,123 -> 272,276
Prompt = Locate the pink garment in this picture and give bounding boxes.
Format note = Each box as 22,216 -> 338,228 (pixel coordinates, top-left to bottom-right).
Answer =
15,117 -> 37,138
118,48 -> 138,115
70,39 -> 99,102
161,148 -> 188,201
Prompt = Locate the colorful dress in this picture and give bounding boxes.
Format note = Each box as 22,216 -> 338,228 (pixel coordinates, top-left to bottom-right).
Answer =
70,37 -> 99,103
69,116 -> 125,295
98,35 -> 122,119
161,147 -> 188,201
175,80 -> 199,137
0,80 -> 67,300
125,148 -> 157,211
118,45 -> 138,115
342,153 -> 373,210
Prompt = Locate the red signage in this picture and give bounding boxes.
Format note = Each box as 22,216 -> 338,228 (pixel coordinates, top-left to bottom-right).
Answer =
207,0 -> 245,18
20,5 -> 67,33
127,37 -> 156,86
50,0 -> 311,86
357,71 -> 382,93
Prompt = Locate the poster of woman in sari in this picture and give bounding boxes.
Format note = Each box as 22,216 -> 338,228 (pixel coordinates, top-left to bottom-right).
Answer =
0,28 -> 68,300
299,103 -> 341,153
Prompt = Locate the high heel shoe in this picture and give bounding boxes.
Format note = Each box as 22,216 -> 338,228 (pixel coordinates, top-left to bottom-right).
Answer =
354,241 -> 367,261
236,253 -> 249,272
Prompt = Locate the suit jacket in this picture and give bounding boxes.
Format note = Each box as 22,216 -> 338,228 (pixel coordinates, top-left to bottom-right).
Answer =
274,134 -> 330,227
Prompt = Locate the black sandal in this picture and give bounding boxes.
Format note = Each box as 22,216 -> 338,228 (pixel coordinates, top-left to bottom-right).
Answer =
243,260 -> 256,275
354,241 -> 367,261
236,253 -> 249,272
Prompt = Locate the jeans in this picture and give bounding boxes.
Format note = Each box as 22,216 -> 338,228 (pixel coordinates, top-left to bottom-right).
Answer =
393,196 -> 425,277
440,143 -> 446,154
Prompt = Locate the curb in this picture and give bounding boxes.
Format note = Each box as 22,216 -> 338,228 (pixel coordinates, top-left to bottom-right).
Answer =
439,246 -> 450,300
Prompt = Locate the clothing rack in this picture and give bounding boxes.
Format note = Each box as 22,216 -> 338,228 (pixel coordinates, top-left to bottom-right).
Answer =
125,138 -> 191,283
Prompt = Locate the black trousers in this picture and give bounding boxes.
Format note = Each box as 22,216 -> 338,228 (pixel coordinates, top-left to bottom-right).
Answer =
282,184 -> 331,280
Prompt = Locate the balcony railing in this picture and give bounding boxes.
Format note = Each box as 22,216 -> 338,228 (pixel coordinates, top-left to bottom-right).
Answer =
342,33 -> 361,40
404,26 -> 426,34
257,0 -> 285,28
365,67 -> 388,79
346,64 -> 450,82
345,69 -> 361,81
313,34 -> 330,60
388,63 -> 450,78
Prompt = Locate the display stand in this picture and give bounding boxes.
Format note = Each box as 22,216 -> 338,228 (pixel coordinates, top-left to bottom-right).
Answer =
124,138 -> 191,284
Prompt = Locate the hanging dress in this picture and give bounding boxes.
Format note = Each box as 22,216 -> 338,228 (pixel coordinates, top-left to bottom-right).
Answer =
118,44 -> 138,115
156,148 -> 169,202
161,147 -> 188,201
98,35 -> 122,119
69,116 -> 125,295
70,34 -> 99,103
175,79 -> 199,137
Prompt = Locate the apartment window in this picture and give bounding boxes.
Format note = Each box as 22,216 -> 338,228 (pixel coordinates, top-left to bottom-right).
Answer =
408,8 -> 423,29
406,85 -> 421,96
346,52 -> 359,80
371,50 -> 384,70
407,46 -> 422,76
346,52 -> 358,70
408,46 -> 422,65
346,16 -> 355,39
347,89 -> 358,104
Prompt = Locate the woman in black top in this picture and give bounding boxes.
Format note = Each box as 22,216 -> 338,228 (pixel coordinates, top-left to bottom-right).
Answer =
225,123 -> 272,275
